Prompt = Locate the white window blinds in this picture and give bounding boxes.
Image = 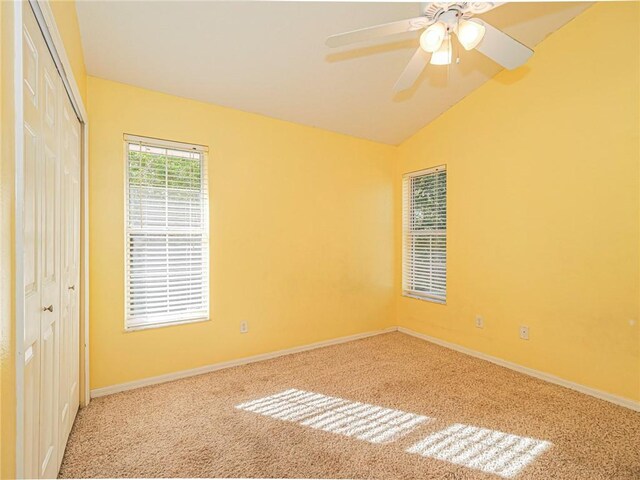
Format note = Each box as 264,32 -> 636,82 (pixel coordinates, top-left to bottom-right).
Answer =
125,135 -> 209,329
402,166 -> 447,303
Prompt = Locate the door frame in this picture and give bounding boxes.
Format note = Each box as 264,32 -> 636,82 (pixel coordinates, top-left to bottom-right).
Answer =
14,1 -> 90,477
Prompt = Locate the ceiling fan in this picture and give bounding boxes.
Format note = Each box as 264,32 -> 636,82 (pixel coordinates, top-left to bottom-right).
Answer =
326,2 -> 533,92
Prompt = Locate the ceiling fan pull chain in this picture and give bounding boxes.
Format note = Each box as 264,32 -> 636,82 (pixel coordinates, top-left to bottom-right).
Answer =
455,12 -> 461,64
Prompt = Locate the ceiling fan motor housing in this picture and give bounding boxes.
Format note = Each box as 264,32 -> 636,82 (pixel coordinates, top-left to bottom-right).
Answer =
438,10 -> 462,31
421,2 -> 501,22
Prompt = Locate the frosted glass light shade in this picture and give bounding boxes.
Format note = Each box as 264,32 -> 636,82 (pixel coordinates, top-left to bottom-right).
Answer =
420,23 -> 446,53
430,35 -> 452,65
457,19 -> 486,50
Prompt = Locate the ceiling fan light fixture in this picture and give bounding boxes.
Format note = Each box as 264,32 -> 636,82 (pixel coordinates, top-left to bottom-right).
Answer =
326,3 -> 535,93
457,19 -> 486,50
430,34 -> 452,65
420,22 -> 446,53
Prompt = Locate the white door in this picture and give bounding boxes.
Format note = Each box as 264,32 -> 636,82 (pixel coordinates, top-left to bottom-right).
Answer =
58,88 -> 81,464
22,5 -> 60,479
22,2 -> 81,478
22,8 -> 43,477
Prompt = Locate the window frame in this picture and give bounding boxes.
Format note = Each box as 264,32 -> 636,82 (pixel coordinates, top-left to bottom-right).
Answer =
123,134 -> 210,331
402,165 -> 447,305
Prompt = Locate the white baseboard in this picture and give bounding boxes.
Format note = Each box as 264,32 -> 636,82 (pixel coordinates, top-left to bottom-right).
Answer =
90,327 -> 398,398
92,325 -> 639,412
398,326 -> 640,412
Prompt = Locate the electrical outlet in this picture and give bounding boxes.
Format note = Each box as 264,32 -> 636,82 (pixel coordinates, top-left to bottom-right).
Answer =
519,325 -> 529,340
475,316 -> 484,329
240,321 -> 248,334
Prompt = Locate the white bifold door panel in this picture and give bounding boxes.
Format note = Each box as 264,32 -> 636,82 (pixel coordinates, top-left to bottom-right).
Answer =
58,84 -> 81,461
22,3 -> 81,478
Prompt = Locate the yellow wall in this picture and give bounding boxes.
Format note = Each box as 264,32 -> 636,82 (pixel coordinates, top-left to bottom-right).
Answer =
1,2 -> 17,477
87,76 -> 396,389
395,2 -> 640,402
49,0 -> 87,105
88,3 -> 639,403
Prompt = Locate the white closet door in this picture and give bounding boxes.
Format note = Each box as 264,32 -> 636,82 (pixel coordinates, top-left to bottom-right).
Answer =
40,16 -> 63,480
23,6 -> 61,479
22,7 -> 43,477
58,84 -> 81,462
22,2 -> 80,478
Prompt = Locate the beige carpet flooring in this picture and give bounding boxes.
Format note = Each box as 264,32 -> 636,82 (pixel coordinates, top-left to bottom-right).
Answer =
60,332 -> 640,479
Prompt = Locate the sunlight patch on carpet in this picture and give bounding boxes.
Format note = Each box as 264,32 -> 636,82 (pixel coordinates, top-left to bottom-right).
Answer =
406,423 -> 552,478
235,388 -> 431,444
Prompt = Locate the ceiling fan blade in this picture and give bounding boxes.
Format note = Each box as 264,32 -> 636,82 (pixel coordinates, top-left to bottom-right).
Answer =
326,17 -> 430,48
472,2 -> 505,15
472,19 -> 533,70
393,48 -> 430,93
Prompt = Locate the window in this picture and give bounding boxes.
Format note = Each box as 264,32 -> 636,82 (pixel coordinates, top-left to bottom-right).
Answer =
402,166 -> 446,303
125,134 -> 209,330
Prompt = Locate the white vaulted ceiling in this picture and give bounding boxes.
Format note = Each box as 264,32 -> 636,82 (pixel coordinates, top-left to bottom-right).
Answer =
76,1 -> 591,145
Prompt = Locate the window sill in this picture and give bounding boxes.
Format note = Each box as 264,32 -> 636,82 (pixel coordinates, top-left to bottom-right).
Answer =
402,292 -> 446,305
124,316 -> 210,333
